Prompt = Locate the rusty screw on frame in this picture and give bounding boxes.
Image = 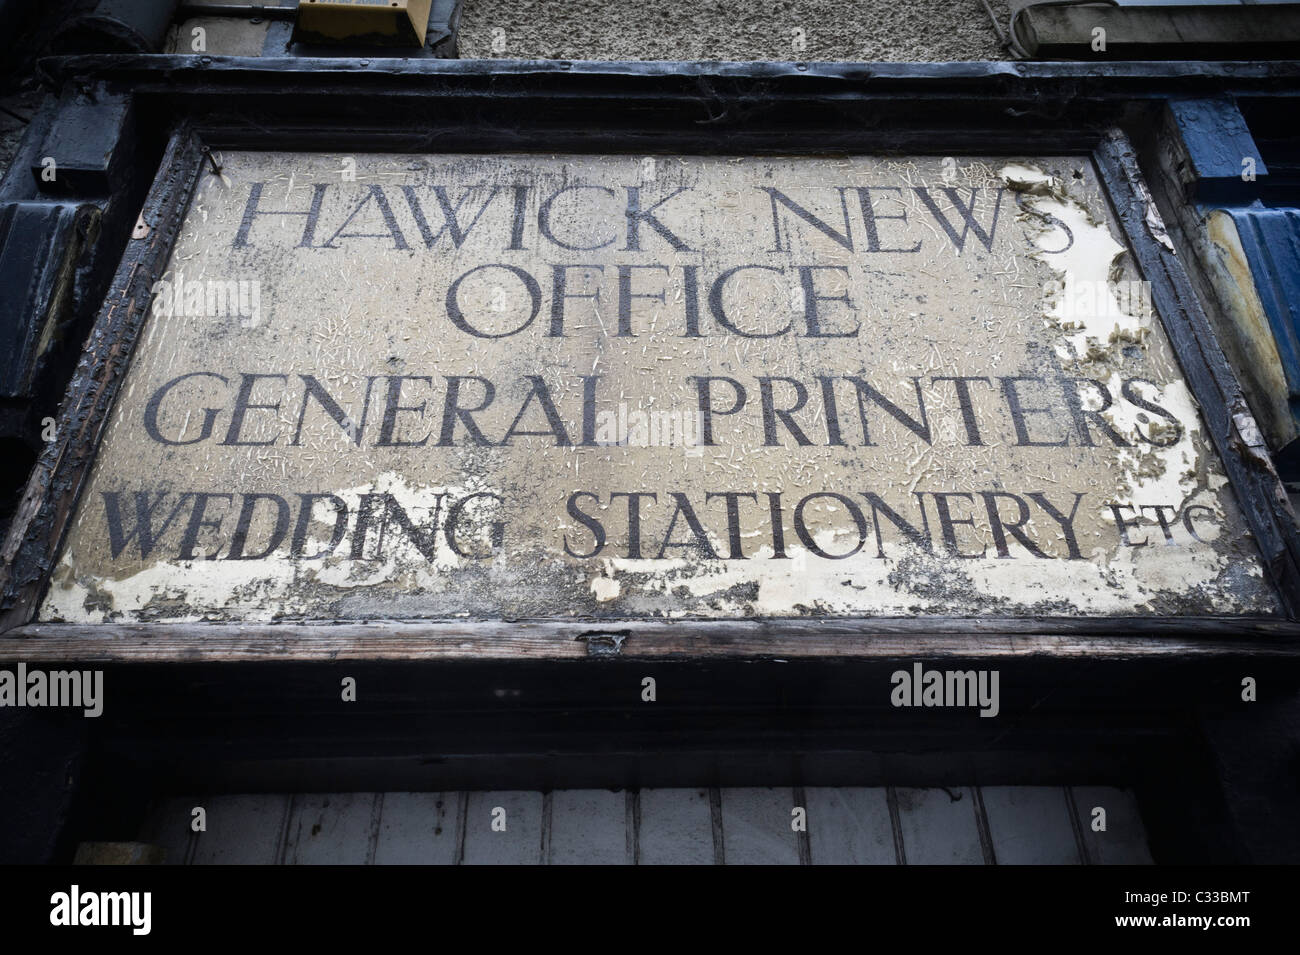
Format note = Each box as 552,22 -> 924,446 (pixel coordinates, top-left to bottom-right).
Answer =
202,145 -> 222,175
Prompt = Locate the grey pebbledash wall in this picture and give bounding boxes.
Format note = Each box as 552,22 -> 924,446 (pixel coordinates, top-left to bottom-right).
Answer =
456,0 -> 1012,61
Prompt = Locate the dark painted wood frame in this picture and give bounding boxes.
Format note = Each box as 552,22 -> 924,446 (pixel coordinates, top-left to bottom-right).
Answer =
1,59 -> 1297,863
4,98 -> 1300,663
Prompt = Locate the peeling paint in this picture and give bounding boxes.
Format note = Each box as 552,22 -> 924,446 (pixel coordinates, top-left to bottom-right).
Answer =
37,152 -> 1279,623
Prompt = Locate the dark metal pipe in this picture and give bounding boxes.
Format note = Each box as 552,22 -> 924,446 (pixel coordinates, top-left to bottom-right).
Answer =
51,0 -> 183,54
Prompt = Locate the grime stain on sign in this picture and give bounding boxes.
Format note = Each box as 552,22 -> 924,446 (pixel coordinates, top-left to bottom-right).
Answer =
40,152 -> 1278,622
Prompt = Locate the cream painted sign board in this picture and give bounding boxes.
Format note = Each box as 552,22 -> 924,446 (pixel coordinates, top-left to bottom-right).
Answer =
39,152 -> 1277,623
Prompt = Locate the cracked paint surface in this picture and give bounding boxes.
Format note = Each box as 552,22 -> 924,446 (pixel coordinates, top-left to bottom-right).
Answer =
38,152 -> 1278,623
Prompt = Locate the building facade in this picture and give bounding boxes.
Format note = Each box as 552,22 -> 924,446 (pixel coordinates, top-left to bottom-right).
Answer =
1,0 -> 1299,866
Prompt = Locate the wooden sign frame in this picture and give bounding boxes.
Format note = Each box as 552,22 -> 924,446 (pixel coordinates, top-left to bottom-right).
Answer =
4,83 -> 1300,665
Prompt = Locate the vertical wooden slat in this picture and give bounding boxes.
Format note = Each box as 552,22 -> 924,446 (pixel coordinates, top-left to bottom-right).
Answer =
793,785 -> 812,865
373,792 -> 460,864
189,794 -> 290,865
718,787 -> 800,865
972,786 -> 997,865
709,787 -> 725,865
1064,785 -> 1091,864
461,791 -> 544,865
281,793 -> 379,865
547,789 -> 628,864
275,794 -> 295,864
540,791 -> 553,863
365,792 -> 383,865
626,790 -> 640,865
981,786 -> 1082,864
639,788 -> 714,865
454,790 -> 469,865
886,786 -> 907,864
805,787 -> 896,865
1069,785 -> 1154,864
894,787 -> 985,865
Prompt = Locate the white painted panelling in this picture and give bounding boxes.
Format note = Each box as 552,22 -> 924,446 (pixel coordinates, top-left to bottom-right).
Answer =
462,791 -> 543,865
281,793 -> 379,864
638,788 -> 714,865
805,787 -> 896,864
719,787 -> 801,865
1071,786 -> 1154,864
373,792 -> 460,865
139,785 -> 1152,865
981,786 -> 1081,864
547,789 -> 629,865
189,794 -> 289,865
895,787 -> 986,865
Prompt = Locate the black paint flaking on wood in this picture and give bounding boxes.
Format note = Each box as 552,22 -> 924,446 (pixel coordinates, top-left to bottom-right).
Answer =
22,57 -> 1300,159
0,125 -> 206,630
1093,130 -> 1300,617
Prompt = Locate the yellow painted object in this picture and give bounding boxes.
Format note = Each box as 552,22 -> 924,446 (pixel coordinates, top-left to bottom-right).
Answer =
293,0 -> 432,47
1204,209 -> 1298,451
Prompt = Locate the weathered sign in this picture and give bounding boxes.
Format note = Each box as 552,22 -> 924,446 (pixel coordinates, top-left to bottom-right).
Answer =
38,151 -> 1277,622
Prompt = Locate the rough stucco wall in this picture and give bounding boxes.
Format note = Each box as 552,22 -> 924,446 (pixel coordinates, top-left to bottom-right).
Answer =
457,0 -> 1012,61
